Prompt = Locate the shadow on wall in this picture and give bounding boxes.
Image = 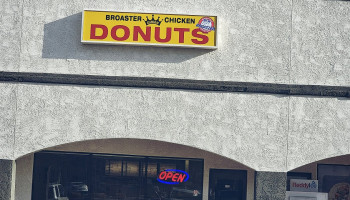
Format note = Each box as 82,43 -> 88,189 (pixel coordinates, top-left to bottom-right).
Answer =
42,12 -> 213,63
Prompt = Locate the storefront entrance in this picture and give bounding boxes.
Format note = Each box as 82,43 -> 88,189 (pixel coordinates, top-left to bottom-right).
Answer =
208,169 -> 247,200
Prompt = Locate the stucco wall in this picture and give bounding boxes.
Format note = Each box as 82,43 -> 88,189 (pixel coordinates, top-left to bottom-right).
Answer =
12,83 -> 289,172
0,1 -> 22,72
0,83 -> 349,172
287,96 -> 350,170
291,0 -> 350,86
1,0 -> 350,86
1,1 -> 350,199
1,0 -> 290,83
1,0 -> 350,179
0,83 -> 16,160
15,139 -> 256,200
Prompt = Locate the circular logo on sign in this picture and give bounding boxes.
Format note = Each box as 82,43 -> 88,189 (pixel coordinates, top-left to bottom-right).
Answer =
196,17 -> 215,33
311,181 -> 317,188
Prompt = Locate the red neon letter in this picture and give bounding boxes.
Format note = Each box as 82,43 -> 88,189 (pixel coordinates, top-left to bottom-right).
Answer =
172,173 -> 179,182
191,29 -> 209,44
177,174 -> 186,182
90,24 -> 108,39
174,28 -> 190,43
133,26 -> 151,41
111,25 -> 130,41
159,171 -> 167,180
165,172 -> 173,180
155,27 -> 172,43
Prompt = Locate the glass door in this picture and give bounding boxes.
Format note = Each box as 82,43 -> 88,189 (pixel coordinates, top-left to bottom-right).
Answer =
209,169 -> 247,200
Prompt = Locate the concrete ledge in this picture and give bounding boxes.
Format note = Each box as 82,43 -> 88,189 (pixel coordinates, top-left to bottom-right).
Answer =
0,71 -> 349,98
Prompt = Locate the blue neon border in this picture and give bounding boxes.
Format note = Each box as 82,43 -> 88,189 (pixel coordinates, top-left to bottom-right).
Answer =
157,169 -> 189,184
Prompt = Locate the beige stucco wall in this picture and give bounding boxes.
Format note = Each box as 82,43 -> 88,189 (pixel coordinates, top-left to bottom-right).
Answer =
14,139 -> 255,200
3,0 -> 350,86
1,0 -> 349,199
1,0 -> 350,174
8,83 -> 290,172
3,83 -> 349,172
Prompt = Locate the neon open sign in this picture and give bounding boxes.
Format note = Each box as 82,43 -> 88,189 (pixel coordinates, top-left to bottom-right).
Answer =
157,169 -> 189,185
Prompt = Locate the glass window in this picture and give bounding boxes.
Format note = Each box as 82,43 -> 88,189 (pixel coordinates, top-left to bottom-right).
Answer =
318,164 -> 350,199
32,152 -> 89,200
91,156 -> 145,200
32,151 -> 204,200
144,158 -> 203,200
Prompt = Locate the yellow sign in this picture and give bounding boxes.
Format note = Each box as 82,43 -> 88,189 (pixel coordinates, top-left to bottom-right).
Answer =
81,10 -> 217,49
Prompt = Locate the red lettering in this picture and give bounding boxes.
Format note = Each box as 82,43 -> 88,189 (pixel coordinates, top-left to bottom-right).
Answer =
155,27 -> 171,43
177,174 -> 186,182
172,173 -> 179,182
191,29 -> 209,44
165,172 -> 173,180
111,25 -> 130,41
158,171 -> 167,180
133,26 -> 151,41
90,24 -> 108,39
174,28 -> 190,43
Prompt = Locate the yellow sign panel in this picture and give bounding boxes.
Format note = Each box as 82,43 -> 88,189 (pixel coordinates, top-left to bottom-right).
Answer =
81,10 -> 217,49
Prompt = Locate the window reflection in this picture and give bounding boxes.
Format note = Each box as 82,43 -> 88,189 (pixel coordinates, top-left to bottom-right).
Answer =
32,152 -> 203,200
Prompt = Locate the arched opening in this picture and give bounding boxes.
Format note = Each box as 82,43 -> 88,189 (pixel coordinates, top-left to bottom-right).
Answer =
15,138 -> 255,200
287,154 -> 350,199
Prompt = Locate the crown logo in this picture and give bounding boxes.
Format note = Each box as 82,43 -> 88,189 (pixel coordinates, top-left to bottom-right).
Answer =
143,15 -> 163,26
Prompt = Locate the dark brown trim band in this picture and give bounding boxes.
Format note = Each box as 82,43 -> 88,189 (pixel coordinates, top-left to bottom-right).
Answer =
0,71 -> 349,98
